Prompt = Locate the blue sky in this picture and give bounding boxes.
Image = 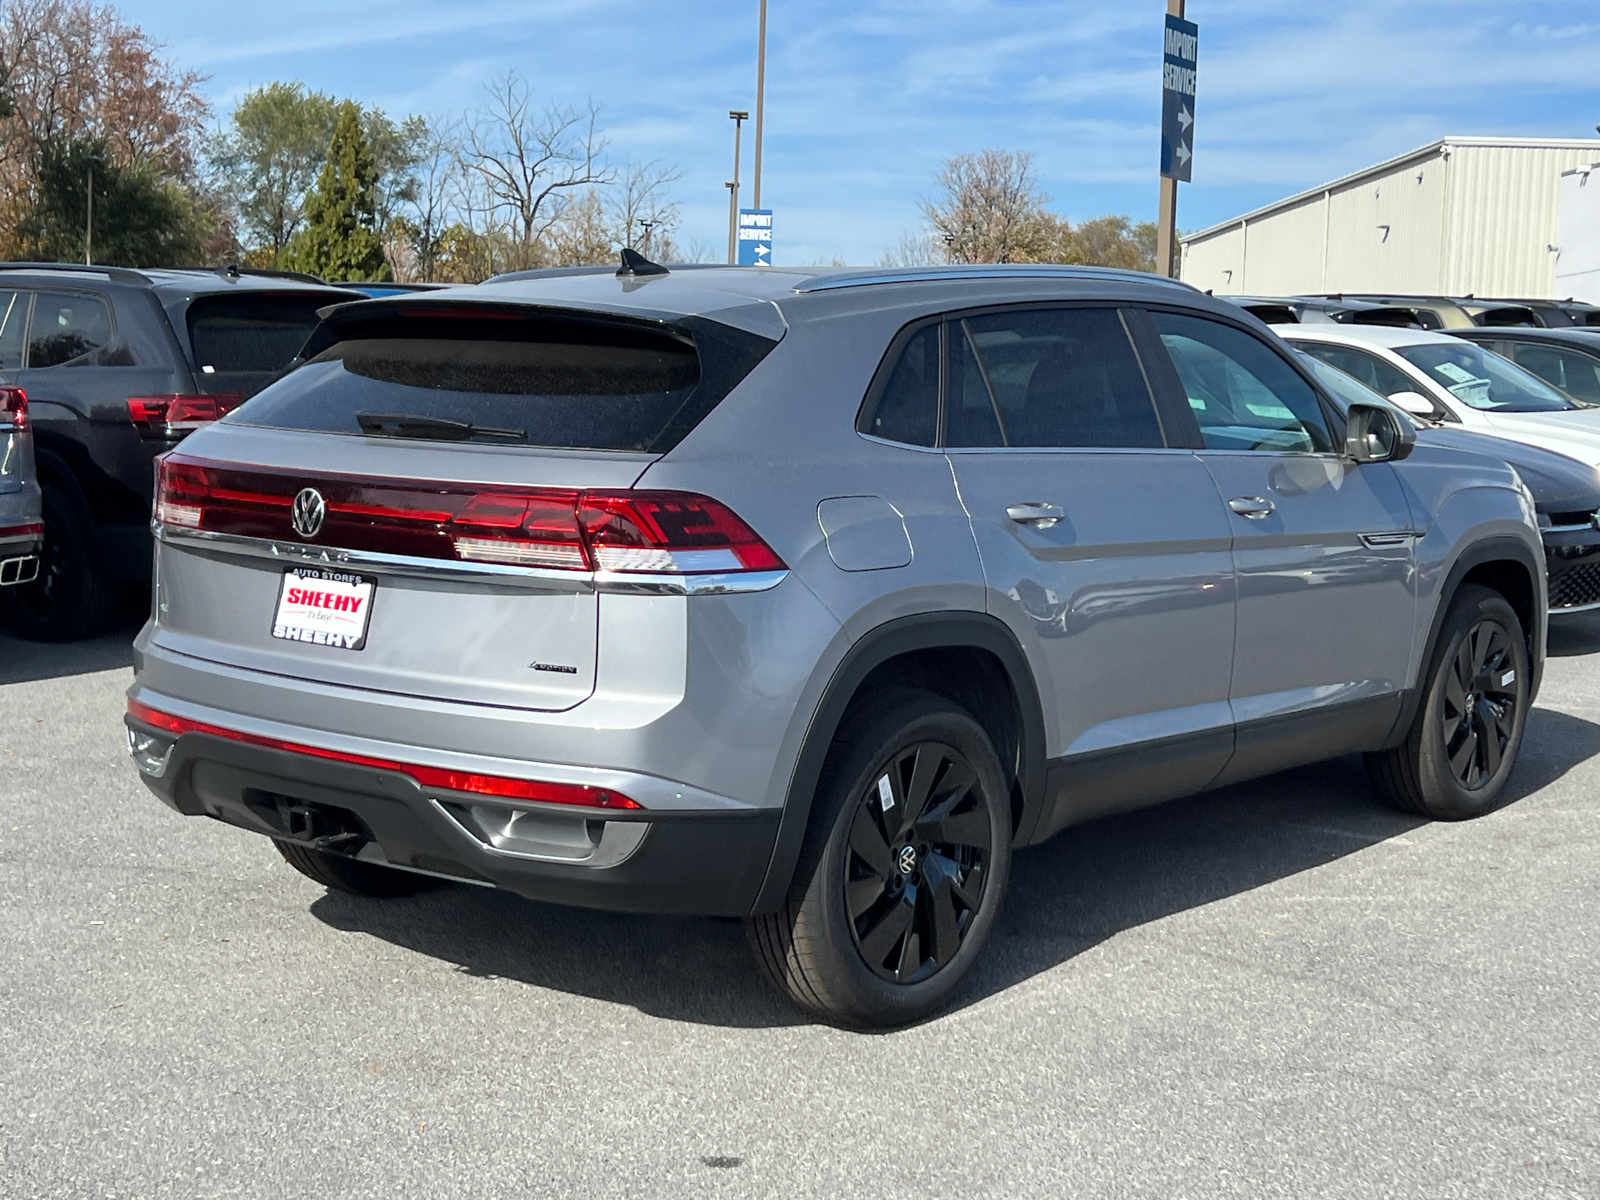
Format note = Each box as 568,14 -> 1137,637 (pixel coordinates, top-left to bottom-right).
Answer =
119,0 -> 1600,264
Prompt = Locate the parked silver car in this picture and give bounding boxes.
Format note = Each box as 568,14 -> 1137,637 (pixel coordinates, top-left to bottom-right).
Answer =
0,384 -> 41,588
125,262 -> 1545,1027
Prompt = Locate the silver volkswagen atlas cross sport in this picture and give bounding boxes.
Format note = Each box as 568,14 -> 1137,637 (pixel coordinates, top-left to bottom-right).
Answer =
127,260 -> 1545,1028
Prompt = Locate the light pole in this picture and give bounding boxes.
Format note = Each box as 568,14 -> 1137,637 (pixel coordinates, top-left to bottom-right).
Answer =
85,155 -> 96,265
727,109 -> 748,264
636,218 -> 656,257
753,0 -> 767,211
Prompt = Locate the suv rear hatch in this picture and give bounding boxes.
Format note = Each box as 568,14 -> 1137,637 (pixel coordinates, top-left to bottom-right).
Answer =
148,300 -> 778,712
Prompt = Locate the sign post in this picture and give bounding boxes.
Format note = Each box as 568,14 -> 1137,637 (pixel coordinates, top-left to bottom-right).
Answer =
1157,3 -> 1197,278
738,208 -> 773,267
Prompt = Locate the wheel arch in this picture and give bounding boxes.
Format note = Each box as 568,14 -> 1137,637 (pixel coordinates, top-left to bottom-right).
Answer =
749,611 -> 1048,913
1384,535 -> 1545,747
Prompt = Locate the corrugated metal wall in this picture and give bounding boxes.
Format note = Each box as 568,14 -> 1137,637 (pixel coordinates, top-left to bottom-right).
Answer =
1440,144 -> 1599,296
1180,140 -> 1600,298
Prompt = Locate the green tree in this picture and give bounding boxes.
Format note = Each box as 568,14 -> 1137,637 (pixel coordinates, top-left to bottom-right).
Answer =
208,81 -> 336,265
283,100 -> 389,281
17,132 -> 203,265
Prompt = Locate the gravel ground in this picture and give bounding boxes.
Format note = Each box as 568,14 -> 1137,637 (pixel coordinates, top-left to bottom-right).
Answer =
1,613 -> 1597,1198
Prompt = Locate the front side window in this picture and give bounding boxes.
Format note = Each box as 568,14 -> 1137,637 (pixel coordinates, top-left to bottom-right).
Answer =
1510,343 -> 1600,405
945,307 -> 1164,449
1393,341 -> 1575,413
28,291 -> 112,368
1154,311 -> 1334,453
1291,340 -> 1419,401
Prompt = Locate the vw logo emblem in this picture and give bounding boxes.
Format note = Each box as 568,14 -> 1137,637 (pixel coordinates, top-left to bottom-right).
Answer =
290,488 -> 326,539
896,845 -> 918,876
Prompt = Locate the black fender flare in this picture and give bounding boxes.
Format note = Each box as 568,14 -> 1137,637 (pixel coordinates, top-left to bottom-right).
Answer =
1383,534 -> 1545,747
749,611 -> 1048,913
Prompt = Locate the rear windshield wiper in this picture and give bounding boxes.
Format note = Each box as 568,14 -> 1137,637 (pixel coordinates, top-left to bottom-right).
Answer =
356,411 -> 527,442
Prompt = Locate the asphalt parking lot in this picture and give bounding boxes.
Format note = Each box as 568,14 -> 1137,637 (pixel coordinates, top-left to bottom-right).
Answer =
2,612 -> 1598,1199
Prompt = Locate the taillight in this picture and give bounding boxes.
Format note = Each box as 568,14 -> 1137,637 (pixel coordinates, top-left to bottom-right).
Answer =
128,394 -> 244,437
126,699 -> 642,809
154,455 -> 786,576
0,386 -> 25,429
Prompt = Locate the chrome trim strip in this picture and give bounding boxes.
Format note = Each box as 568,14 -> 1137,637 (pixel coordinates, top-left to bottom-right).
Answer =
1359,532 -> 1418,548
154,523 -> 788,596
1544,522 -> 1598,534
1550,599 -> 1600,615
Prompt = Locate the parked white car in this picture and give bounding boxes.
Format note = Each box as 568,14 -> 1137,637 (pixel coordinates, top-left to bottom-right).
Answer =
1281,325 -> 1600,467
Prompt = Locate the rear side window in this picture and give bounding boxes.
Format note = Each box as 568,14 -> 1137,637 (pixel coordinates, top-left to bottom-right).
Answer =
1154,312 -> 1333,453
860,323 -> 938,446
230,312 -> 776,453
951,308 -> 1164,449
0,292 -> 24,369
1292,341 -> 1418,400
29,291 -> 112,367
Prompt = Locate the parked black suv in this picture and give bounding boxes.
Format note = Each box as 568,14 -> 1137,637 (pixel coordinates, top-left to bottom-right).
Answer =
0,265 -> 359,639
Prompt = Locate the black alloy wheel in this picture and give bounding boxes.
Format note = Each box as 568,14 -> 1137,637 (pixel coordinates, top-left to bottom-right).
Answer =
1366,583 -> 1530,820
1441,617 -> 1520,790
746,689 -> 1012,1029
844,740 -> 992,983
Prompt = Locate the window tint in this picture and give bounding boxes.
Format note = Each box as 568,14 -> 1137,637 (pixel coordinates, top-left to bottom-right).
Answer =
1393,341 -> 1574,413
28,291 -> 111,368
0,292 -> 25,370
1154,312 -> 1333,453
862,324 -> 938,445
231,314 -> 773,453
1291,341 -> 1418,401
1511,343 -> 1600,405
945,307 -> 1164,449
187,293 -> 334,387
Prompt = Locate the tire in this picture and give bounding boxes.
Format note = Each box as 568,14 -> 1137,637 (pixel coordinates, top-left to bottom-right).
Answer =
8,482 -> 117,641
273,838 -> 439,898
1366,584 -> 1530,820
747,690 -> 1013,1029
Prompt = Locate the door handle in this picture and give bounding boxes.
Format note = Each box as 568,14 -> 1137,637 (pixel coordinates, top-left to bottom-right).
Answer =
1227,495 -> 1276,519
1006,502 -> 1064,529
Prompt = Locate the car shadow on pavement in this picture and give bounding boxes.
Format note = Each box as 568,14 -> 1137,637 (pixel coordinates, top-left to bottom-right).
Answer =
0,599 -> 145,685
308,706 -> 1600,1031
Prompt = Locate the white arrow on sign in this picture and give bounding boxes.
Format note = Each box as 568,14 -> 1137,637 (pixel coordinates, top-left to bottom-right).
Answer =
1178,106 -> 1193,132
1175,142 -> 1192,168
755,244 -> 771,265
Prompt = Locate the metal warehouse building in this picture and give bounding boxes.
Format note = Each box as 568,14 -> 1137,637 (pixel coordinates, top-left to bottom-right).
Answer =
1180,137 -> 1600,300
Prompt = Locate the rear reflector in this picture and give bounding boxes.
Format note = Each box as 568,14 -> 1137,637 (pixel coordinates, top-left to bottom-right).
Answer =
0,386 -> 25,429
154,454 -> 786,575
129,394 -> 245,437
126,699 -> 643,809
0,522 -> 43,539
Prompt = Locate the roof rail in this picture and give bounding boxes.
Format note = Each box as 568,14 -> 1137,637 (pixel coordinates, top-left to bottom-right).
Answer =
793,264 -> 1197,293
0,261 -> 149,284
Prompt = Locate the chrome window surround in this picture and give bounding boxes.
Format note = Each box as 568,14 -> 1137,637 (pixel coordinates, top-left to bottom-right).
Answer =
153,522 -> 788,596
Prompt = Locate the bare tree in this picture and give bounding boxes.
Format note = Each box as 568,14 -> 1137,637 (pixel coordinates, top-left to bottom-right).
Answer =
923,149 -> 1064,264
877,228 -> 941,267
403,115 -> 462,281
609,159 -> 681,258
461,71 -> 612,269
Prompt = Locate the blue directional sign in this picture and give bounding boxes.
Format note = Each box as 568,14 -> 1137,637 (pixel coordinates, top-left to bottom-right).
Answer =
737,208 -> 773,266
1160,14 -> 1198,182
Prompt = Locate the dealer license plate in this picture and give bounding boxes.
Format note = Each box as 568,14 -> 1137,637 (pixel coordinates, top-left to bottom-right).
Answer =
271,568 -> 376,651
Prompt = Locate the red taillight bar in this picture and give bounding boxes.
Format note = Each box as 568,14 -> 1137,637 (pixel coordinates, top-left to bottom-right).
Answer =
0,386 -> 25,429
129,394 -> 245,436
0,522 -> 43,538
126,699 -> 642,810
154,454 -> 786,575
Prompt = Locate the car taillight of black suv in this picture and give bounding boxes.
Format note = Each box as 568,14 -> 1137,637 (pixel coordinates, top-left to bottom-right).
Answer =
0,264 -> 363,640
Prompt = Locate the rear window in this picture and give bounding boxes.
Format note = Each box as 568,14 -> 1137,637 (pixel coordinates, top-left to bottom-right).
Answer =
227,311 -> 776,453
186,293 -> 340,389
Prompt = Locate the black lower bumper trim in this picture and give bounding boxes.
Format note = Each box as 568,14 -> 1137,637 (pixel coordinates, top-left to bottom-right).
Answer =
134,727 -> 780,917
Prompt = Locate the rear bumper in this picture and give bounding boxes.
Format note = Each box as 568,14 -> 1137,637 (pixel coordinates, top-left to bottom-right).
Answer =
0,521 -> 41,586
127,713 -> 780,917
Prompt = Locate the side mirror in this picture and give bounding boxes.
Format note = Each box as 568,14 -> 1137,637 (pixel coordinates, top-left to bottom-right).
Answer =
1346,401 -> 1416,463
1387,390 -> 1437,418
